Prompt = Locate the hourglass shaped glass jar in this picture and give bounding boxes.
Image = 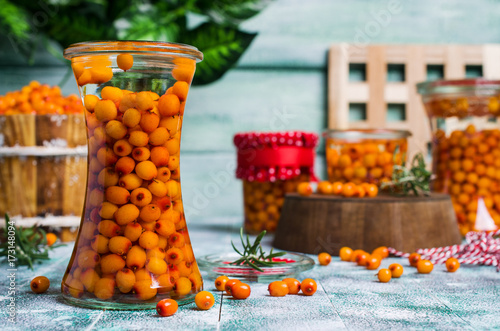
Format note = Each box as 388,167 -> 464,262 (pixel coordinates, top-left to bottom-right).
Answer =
61,41 -> 203,309
418,79 -> 500,235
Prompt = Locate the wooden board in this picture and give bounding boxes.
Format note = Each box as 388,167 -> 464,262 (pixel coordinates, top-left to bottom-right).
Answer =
273,192 -> 462,254
327,44 -> 500,158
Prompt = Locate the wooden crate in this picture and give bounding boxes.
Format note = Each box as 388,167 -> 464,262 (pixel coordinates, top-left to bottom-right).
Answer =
328,44 -> 500,156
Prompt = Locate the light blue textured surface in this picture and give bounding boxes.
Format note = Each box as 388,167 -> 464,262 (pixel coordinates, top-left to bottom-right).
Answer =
1,217 -> 499,330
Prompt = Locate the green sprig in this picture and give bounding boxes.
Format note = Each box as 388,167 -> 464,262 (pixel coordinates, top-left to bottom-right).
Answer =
230,228 -> 286,272
381,152 -> 433,196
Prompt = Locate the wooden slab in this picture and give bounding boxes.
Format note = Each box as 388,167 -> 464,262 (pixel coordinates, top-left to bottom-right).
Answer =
273,192 -> 462,254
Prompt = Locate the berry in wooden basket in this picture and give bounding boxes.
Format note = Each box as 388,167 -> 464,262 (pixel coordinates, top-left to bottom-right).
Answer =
317,181 -> 334,195
157,298 -> 178,317
30,276 -> 50,294
377,269 -> 392,283
268,281 -> 289,297
445,258 -> 460,272
297,182 -> 313,196
318,252 -> 332,266
195,291 -> 215,310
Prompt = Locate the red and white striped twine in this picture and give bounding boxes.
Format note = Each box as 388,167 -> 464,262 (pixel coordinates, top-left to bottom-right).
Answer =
388,229 -> 500,271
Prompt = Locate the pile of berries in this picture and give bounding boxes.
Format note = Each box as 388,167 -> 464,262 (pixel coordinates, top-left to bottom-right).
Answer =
297,181 -> 378,198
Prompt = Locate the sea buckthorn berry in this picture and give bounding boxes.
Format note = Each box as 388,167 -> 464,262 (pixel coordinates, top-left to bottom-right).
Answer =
377,268 -> 392,283
91,234 -> 110,254
389,263 -> 404,278
372,246 -> 389,259
146,247 -> 166,260
134,268 -> 152,282
195,291 -> 215,310
136,161 -> 158,180
355,251 -> 370,266
167,156 -> 180,171
118,173 -> 143,191
150,146 -> 170,166
113,139 -> 133,157
297,182 -> 313,196
116,268 -> 136,293
365,255 -> 381,270
282,278 -> 301,294
124,222 -> 142,242
126,245 -> 147,269
67,279 -> 84,298
148,180 -> 167,198
78,250 -> 100,269
225,279 -> 241,296
84,95 -> 99,112
178,261 -> 192,277
156,298 -> 178,317
157,167 -> 171,182
160,115 -> 180,136
133,280 -> 157,301
300,278 -> 317,296
445,257 -> 460,272
318,252 -> 332,266
166,247 -> 184,265
140,111 -> 160,132
123,108 -> 141,127
97,220 -> 121,238
164,138 -> 180,155
98,168 -> 119,187
342,182 -> 357,197
130,188 -> 153,207
331,181 -> 343,195
117,54 -> 133,71
158,94 -> 180,117
30,276 -> 50,294
172,81 -> 189,101
106,186 -> 131,205
417,260 -> 434,274
132,147 -> 151,162
97,147 -> 118,167
109,236 -> 133,255
165,180 -> 180,199
89,66 -> 113,84
77,69 -> 91,86
145,257 -> 168,275
140,204 -> 162,222
189,273 -> 203,292
268,281 -> 289,297
174,277 -> 193,296
231,282 -> 251,300
101,86 -> 123,103
168,232 -> 185,248
114,157 -> 135,176
155,219 -> 176,237
408,253 -> 421,267
46,233 -> 57,246
136,91 -> 154,112
139,230 -> 159,250
119,93 -> 137,112
215,275 -> 229,291
339,247 -> 353,261
129,130 -> 149,147
94,99 -> 117,122
80,268 -> 100,292
317,181 -> 334,195
100,254 -> 126,274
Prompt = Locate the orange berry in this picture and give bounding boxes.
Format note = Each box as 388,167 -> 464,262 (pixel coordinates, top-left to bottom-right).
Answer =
318,252 -> 332,266
195,291 -> 215,310
371,246 -> 389,259
131,147 -> 151,162
30,276 -> 50,294
342,182 -> 356,197
156,298 -> 178,317
94,278 -> 115,300
145,257 -> 168,275
365,183 -> 378,197
297,182 -> 313,196
172,81 -> 189,101
84,94 -> 99,112
89,66 -> 113,84
100,254 -> 126,274
117,54 -> 134,71
135,161 -> 158,180
174,276 -> 192,296
115,156 -> 135,176
331,181 -> 343,195
108,236 -> 133,255
101,86 -> 123,103
282,278 -> 301,294
46,233 -> 57,246
389,263 -> 404,278
140,204 -> 162,223
300,278 -> 317,296
133,279 -> 157,300
94,99 -> 117,122
225,279 -> 241,296
231,282 -> 251,299
214,275 -> 229,291
355,252 -> 370,266
150,146 -> 170,167
339,247 -> 353,261
408,253 -> 421,267
116,268 -> 135,293
365,255 -> 381,270
158,94 -> 180,117
317,181 -> 334,194
416,260 -> 434,274
445,257 -> 460,272
105,186 -> 130,205
149,127 -> 169,146
129,130 -> 149,147
139,230 -> 159,250
122,108 -> 142,127
377,268 -> 392,283
130,188 -> 153,207
268,281 -> 289,297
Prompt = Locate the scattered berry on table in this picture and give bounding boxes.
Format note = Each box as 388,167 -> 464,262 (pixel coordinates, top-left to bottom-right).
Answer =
377,269 -> 392,283
300,278 -> 317,296
231,282 -> 251,300
156,298 -> 178,317
318,252 -> 332,266
408,252 -> 421,267
30,276 -> 50,294
268,281 -> 289,297
417,260 -> 434,274
214,275 -> 229,291
195,291 -> 215,310
389,263 -> 404,278
445,257 -> 460,273
282,278 -> 301,294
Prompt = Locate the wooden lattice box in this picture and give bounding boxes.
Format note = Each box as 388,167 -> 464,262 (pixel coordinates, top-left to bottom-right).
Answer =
328,44 -> 500,156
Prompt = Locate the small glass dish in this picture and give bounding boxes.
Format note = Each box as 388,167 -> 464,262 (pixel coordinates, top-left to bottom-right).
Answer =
197,252 -> 315,282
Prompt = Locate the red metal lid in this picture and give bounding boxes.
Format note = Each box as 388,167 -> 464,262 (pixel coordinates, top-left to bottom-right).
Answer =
234,131 -> 318,182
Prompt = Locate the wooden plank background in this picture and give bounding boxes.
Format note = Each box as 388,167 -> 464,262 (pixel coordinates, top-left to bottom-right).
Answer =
1,0 -> 500,219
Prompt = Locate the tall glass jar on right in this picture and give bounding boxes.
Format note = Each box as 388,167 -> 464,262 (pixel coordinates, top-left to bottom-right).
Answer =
417,79 -> 500,235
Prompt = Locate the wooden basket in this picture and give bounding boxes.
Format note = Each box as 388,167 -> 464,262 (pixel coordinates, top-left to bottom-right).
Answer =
273,193 -> 462,255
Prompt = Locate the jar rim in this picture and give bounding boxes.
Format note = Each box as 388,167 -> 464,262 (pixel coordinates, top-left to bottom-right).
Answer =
417,78 -> 500,96
63,40 -> 203,62
323,129 -> 412,140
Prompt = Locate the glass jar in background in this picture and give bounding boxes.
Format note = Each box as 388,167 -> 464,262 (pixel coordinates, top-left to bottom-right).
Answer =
324,129 -> 410,186
61,41 -> 203,309
418,79 -> 500,235
234,132 -> 318,234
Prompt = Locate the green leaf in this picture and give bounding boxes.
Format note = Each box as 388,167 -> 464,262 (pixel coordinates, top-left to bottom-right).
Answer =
196,0 -> 271,25
0,0 -> 32,54
181,22 -> 257,85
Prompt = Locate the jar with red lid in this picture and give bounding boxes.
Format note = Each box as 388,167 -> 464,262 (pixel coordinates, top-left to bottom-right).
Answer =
234,131 -> 318,234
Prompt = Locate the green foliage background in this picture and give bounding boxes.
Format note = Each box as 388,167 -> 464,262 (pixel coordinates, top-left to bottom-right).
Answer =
0,0 -> 270,85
